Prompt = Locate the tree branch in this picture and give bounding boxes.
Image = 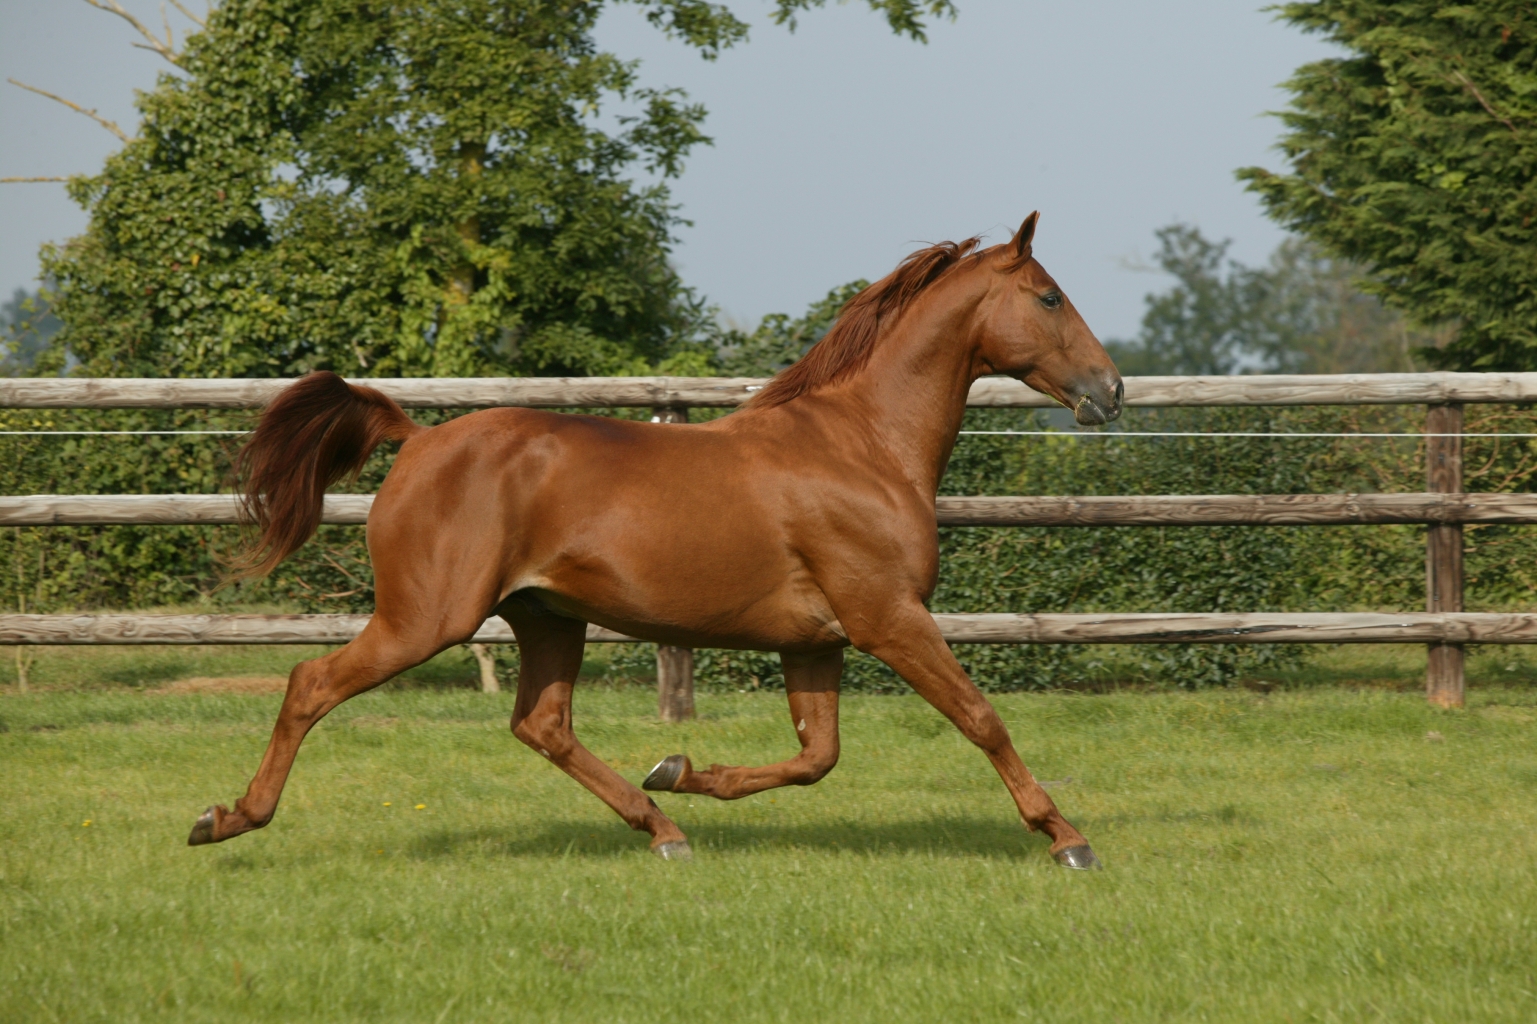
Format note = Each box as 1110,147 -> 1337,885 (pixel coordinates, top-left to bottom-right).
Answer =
6,79 -> 132,143
80,0 -> 182,65
0,177 -> 72,183
166,0 -> 206,29
1451,71 -> 1518,134
161,3 -> 176,54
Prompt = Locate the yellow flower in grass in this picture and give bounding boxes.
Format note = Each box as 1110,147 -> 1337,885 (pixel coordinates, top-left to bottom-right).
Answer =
414,804 -> 426,810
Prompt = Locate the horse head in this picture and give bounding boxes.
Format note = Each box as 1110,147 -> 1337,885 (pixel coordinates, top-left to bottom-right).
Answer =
974,212 -> 1123,426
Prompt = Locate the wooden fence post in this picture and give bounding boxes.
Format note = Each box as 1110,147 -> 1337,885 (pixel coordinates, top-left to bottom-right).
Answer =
651,404 -> 695,722
1426,402 -> 1464,708
467,643 -> 500,693
656,644 -> 696,722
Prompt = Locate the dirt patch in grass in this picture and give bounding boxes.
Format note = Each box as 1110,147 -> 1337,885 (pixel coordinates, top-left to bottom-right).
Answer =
153,676 -> 288,694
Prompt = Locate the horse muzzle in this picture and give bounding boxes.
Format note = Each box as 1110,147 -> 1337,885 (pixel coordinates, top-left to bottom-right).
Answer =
1072,376 -> 1124,426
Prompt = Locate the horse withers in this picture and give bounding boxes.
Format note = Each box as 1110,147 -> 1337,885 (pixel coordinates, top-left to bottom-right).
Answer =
189,212 -> 1123,868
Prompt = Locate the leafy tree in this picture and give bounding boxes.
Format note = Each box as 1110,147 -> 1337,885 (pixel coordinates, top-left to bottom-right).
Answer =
1108,223 -> 1434,375
36,0 -> 954,381
771,0 -> 955,41
714,281 -> 865,376
1239,2 -> 1537,371
1,287 -> 62,375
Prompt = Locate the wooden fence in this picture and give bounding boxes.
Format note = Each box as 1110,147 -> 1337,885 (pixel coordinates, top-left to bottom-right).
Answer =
3,371 -> 1536,711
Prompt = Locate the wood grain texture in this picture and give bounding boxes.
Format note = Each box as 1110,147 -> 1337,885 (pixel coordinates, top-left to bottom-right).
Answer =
5,372 -> 1537,410
0,614 -> 625,645
934,492 -> 1537,526
928,613 -> 1537,644
0,377 -> 766,409
1107,373 -> 1537,408
0,494 -> 373,525
1425,403 -> 1466,707
656,645 -> 696,721
7,492 -> 1535,527
3,612 -> 1535,645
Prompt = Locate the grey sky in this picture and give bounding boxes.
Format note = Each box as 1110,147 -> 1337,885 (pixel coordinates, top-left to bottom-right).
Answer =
1,1 -> 1334,343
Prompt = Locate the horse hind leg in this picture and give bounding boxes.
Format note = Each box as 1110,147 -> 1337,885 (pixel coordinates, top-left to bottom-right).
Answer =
503,601 -> 692,859
644,648 -> 841,801
187,612 -> 477,846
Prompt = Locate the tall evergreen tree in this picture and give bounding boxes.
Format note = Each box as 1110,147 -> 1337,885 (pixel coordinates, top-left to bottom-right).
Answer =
1239,2 -> 1537,370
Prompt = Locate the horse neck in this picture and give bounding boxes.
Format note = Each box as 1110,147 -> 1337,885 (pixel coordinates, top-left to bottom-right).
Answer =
824,273 -> 987,497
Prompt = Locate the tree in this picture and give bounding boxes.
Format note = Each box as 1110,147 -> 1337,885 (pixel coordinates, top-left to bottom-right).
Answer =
31,0 -> 955,380
715,281 -> 865,377
1107,223 -> 1434,376
1238,2 -> 1537,371
1,287 -> 62,375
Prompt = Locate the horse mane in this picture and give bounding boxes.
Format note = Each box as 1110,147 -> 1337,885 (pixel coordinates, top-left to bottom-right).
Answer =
748,236 -> 987,408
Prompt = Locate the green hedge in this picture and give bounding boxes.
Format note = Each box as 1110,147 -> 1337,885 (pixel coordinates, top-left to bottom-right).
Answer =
4,401 -> 1534,691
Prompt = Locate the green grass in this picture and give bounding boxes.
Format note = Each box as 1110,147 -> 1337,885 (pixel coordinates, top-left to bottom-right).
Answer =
3,681 -> 1536,1023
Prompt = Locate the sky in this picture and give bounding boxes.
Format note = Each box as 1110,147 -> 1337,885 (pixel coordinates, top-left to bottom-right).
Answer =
0,0 -> 1337,343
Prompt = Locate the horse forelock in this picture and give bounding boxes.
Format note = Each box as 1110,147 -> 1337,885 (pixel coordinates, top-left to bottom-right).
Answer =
747,236 -> 989,408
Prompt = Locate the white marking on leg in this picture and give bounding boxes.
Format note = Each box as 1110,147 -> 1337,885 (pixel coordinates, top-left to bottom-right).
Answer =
797,719 -> 806,732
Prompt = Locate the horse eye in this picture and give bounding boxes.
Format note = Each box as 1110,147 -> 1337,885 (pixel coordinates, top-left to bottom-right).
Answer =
1040,292 -> 1062,309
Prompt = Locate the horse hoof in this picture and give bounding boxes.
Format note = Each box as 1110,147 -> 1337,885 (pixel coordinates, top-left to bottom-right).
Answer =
187,806 -> 219,846
654,840 -> 693,862
643,754 -> 687,792
1053,844 -> 1102,870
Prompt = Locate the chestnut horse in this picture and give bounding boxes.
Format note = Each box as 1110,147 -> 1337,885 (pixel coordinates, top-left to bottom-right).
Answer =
188,212 -> 1123,868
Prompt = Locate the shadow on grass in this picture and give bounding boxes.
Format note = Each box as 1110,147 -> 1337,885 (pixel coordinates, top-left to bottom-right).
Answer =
408,815 -> 1047,861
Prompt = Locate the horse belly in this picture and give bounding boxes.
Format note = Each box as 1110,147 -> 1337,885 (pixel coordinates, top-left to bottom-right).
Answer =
520,510 -> 845,652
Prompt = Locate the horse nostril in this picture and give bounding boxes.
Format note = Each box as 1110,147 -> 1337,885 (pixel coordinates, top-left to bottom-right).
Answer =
1114,379 -> 1124,410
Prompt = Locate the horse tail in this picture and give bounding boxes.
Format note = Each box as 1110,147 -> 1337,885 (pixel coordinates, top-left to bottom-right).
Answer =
229,371 -> 426,580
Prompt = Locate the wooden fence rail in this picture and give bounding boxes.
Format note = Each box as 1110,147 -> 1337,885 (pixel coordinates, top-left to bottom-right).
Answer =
3,612 -> 1536,647
6,492 -> 1537,528
3,371 -> 1537,409
5,370 -> 1536,709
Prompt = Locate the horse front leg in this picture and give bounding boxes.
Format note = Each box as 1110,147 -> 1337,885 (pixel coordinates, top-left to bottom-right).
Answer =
853,605 -> 1100,869
504,604 -> 692,859
643,649 -> 842,800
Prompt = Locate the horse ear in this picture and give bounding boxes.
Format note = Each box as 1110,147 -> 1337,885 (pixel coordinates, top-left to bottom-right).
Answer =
1011,211 -> 1039,261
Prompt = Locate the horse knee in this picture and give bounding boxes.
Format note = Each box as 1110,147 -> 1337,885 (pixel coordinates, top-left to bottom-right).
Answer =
512,707 -> 574,760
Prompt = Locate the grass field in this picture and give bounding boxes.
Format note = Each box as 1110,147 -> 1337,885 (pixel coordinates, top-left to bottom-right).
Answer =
3,663 -> 1537,1022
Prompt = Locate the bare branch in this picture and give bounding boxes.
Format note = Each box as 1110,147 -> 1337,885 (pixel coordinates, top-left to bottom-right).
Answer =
6,79 -> 132,143
160,3 -> 176,54
0,177 -> 72,183
1451,71 -> 1518,134
80,0 -> 182,65
166,0 -> 206,28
